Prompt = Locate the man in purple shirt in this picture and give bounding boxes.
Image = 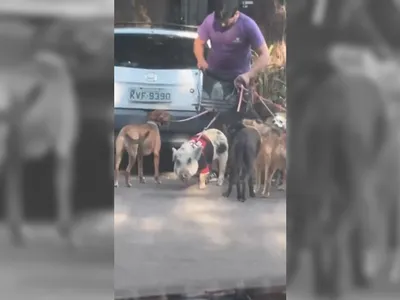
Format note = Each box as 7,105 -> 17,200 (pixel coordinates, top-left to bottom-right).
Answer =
194,0 -> 270,89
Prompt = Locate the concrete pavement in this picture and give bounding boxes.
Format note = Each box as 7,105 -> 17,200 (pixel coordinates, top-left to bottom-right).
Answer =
114,176 -> 286,298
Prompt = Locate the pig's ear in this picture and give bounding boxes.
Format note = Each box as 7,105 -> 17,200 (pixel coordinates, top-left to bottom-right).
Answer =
193,146 -> 202,161
172,147 -> 177,162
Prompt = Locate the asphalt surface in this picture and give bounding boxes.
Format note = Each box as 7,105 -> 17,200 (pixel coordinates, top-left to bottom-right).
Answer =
114,175 -> 286,298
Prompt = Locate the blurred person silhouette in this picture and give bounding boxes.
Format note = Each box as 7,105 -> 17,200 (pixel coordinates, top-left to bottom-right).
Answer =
287,0 -> 400,298
1,18 -> 91,246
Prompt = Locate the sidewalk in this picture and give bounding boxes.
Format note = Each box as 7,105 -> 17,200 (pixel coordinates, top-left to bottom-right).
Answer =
115,180 -> 286,298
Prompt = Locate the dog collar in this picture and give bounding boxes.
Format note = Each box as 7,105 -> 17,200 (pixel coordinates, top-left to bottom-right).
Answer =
146,121 -> 158,128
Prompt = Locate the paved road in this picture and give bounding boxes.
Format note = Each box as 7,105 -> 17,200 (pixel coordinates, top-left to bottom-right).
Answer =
114,175 -> 286,298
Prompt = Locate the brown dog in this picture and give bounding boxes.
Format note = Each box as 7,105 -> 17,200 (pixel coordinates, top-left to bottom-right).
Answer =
114,110 -> 170,187
241,119 -> 286,196
255,128 -> 286,197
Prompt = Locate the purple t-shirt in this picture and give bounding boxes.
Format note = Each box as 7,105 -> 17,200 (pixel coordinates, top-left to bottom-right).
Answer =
198,12 -> 265,80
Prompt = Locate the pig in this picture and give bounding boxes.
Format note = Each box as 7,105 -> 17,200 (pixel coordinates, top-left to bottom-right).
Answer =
172,128 -> 229,189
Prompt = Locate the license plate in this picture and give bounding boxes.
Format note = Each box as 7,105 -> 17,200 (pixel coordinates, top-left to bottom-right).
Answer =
129,88 -> 171,102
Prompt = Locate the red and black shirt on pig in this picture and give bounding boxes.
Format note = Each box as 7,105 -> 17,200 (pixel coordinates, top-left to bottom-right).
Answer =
189,134 -> 214,174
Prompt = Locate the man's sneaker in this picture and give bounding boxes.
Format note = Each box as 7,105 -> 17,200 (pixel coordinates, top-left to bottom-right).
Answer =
208,172 -> 218,182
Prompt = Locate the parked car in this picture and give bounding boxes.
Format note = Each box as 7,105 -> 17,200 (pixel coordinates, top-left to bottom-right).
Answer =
114,23 -> 235,147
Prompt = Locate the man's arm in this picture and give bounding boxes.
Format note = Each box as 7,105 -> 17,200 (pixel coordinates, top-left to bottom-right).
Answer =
194,16 -> 210,69
247,19 -> 270,80
194,38 -> 207,66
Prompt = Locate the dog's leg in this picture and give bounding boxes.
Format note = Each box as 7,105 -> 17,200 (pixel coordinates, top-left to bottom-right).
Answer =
153,152 -> 161,184
248,172 -> 256,198
236,175 -> 241,201
360,172 -> 386,281
222,169 -> 234,197
254,163 -> 261,194
385,153 -> 400,284
388,201 -> 400,283
389,191 -> 400,283
5,132 -> 24,246
54,151 -> 74,242
326,232 -> 342,299
254,165 -> 259,193
278,167 -> 287,191
391,256 -> 400,283
240,176 -> 247,202
125,152 -> 136,187
261,164 -> 270,196
312,239 -> 328,297
217,152 -> 228,186
199,173 -> 208,189
313,232 -> 342,299
114,137 -> 124,188
264,167 -> 276,198
349,220 -> 370,288
137,151 -> 146,184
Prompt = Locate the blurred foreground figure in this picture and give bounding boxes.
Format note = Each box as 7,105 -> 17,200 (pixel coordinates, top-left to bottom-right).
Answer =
287,0 -> 400,298
0,20 -> 81,246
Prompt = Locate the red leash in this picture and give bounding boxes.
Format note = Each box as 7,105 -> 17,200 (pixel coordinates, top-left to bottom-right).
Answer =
238,84 -> 286,113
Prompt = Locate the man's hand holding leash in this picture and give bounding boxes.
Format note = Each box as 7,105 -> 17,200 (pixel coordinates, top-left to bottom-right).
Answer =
197,59 -> 209,71
235,42 -> 270,89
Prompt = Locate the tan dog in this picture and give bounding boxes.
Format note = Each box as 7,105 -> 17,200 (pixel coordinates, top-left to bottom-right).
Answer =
255,128 -> 286,197
242,119 -> 286,196
114,110 -> 170,187
265,112 -> 287,130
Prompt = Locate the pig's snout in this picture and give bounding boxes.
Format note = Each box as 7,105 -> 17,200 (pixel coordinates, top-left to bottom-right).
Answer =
178,170 -> 191,182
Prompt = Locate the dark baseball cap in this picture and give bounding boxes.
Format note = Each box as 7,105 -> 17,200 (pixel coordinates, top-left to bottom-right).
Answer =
214,0 -> 240,24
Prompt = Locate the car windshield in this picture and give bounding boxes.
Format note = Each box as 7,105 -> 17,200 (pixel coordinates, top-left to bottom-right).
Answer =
114,32 -> 200,69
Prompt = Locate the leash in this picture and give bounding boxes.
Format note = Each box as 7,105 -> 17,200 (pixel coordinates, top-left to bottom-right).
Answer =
170,82 -> 287,140
168,108 -> 219,142
236,85 -> 245,112
236,84 -> 285,124
239,84 -> 286,115
194,112 -> 220,142
169,109 -> 210,122
170,84 -> 285,124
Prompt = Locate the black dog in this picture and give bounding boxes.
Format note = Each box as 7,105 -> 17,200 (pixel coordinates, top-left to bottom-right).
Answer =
222,122 -> 261,202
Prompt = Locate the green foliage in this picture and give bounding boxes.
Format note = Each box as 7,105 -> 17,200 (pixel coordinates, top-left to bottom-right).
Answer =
252,42 -> 286,108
